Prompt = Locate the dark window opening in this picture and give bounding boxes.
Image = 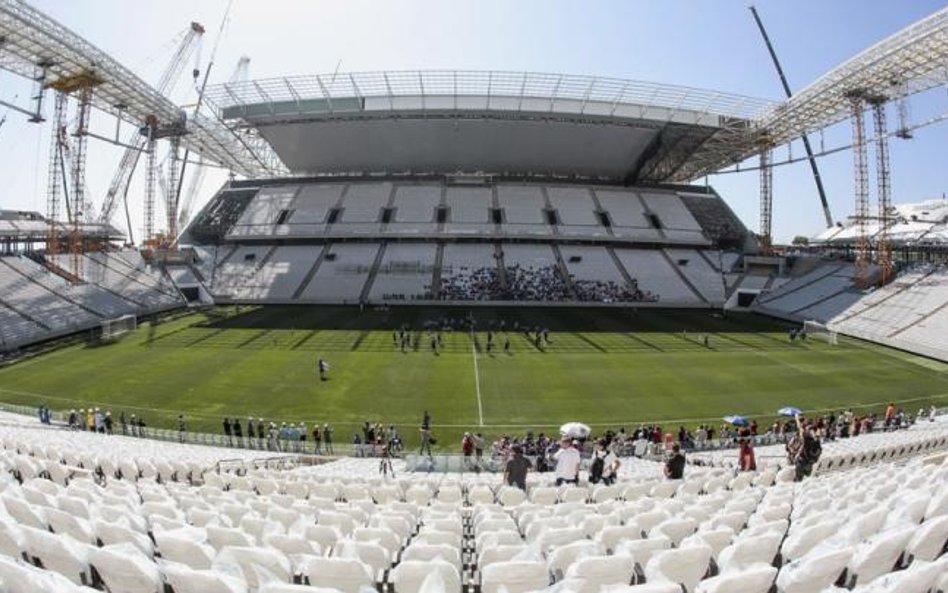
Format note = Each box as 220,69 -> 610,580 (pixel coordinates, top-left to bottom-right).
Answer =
568,255 -> 582,263
677,259 -> 689,266
597,211 -> 612,228
381,208 -> 394,224
275,209 -> 292,225
544,209 -> 559,225
436,206 -> 448,223
490,208 -> 504,224
327,208 -> 341,224
647,213 -> 663,229
243,253 -> 256,262
324,252 -> 337,262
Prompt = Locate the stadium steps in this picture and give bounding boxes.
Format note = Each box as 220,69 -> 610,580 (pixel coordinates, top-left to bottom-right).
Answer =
90,252 -> 179,298
660,249 -> 707,304
789,287 -> 853,315
550,244 -> 577,298
634,193 -> 668,241
0,258 -> 105,320
254,246 -> 279,271
359,243 -> 387,302
696,250 -> 722,272
831,267 -> 938,325
606,246 -> 638,291
0,296 -> 51,331
84,253 -> 171,298
755,263 -> 844,306
491,244 -> 508,292
291,244 -> 331,300
888,296 -> 948,339
431,243 -> 445,299
586,189 -> 615,238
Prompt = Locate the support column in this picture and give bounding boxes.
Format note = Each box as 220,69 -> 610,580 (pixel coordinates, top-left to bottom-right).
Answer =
70,85 -> 93,278
758,148 -> 773,255
847,93 -> 871,289
46,92 -> 67,258
143,117 -> 158,242
870,99 -> 893,284
166,136 -> 181,242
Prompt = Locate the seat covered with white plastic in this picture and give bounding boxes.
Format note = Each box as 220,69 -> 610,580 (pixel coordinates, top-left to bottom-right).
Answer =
847,524 -> 915,587
563,554 -> 636,591
22,524 -> 92,585
155,529 -> 216,569
89,543 -> 164,593
159,559 -> 249,593
774,546 -> 853,593
214,545 -> 293,590
694,562 -> 777,593
389,559 -> 461,593
643,545 -> 712,593
546,540 -> 605,580
481,560 -> 549,593
400,542 -> 462,573
716,531 -> 782,572
904,514 -> 948,562
303,556 -> 374,593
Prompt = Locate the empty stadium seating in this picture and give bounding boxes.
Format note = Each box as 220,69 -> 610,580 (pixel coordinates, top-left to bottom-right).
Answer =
0,409 -> 944,593
0,253 -> 183,352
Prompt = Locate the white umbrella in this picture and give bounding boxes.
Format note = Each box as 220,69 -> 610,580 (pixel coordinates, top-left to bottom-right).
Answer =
559,422 -> 591,438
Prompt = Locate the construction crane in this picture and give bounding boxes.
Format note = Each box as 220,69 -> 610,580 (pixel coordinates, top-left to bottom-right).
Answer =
749,6 -> 834,229
96,22 -> 205,236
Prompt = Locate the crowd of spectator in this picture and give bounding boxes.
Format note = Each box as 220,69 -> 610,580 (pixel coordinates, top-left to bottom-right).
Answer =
438,266 -> 504,300
439,263 -> 657,303
572,277 -> 655,303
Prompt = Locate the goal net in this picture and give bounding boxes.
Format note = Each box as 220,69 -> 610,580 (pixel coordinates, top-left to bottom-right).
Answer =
803,320 -> 837,345
101,314 -> 137,342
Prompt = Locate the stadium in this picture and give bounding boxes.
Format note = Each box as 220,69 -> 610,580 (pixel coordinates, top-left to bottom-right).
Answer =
0,1 -> 947,592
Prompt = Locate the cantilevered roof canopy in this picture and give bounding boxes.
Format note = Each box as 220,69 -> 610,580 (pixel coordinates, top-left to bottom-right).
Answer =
205,71 -> 775,183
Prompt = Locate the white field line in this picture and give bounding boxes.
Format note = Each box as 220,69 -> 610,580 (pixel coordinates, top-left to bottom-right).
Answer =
470,331 -> 484,426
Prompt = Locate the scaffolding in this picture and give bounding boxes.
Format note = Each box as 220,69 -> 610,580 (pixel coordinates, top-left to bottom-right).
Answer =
758,147 -> 774,254
870,98 -> 894,284
848,93 -> 872,288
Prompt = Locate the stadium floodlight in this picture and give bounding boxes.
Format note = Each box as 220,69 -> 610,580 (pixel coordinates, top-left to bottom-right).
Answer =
100,314 -> 137,342
803,320 -> 838,345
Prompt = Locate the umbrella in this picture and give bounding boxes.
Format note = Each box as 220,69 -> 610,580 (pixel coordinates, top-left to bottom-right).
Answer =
778,406 -> 802,418
723,415 -> 749,427
559,422 -> 591,438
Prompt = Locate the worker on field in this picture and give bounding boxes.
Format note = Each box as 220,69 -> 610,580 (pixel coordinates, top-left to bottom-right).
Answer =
317,357 -> 330,381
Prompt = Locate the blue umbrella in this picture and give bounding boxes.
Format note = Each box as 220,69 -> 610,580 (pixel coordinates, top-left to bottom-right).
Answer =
778,407 -> 802,418
723,415 -> 749,427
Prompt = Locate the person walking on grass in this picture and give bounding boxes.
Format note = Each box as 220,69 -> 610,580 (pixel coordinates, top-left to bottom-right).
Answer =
317,357 -> 330,381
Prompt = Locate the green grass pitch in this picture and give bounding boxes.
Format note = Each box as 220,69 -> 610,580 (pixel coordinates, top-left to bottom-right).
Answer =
1,305 -> 947,449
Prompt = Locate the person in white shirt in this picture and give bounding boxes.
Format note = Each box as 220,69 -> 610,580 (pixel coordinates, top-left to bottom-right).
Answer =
554,437 -> 581,486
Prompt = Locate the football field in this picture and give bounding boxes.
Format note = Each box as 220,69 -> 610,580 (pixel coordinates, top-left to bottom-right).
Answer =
1,305 -> 947,449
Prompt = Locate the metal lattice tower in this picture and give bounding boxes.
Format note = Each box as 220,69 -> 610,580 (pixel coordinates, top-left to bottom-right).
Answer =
45,91 -> 68,258
758,148 -> 774,254
68,85 -> 93,278
143,122 -> 158,240
871,99 -> 894,284
166,136 -> 181,242
848,93 -> 872,288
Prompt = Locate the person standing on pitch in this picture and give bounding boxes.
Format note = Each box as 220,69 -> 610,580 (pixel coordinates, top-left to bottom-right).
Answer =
317,357 -> 330,381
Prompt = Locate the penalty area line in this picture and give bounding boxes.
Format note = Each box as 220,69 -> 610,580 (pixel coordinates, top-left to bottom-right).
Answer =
470,331 -> 484,427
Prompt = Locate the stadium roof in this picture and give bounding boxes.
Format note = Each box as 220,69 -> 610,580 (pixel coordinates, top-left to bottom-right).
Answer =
205,70 -> 777,184
205,7 -> 948,184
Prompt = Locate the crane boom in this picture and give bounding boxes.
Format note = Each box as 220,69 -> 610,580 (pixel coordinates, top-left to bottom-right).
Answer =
749,6 -> 834,228
97,22 -> 205,226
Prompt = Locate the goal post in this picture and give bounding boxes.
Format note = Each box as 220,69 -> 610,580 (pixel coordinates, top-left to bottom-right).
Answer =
100,314 -> 137,342
803,320 -> 838,345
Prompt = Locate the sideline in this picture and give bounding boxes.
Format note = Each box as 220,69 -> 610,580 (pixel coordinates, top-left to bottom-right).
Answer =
470,330 -> 484,426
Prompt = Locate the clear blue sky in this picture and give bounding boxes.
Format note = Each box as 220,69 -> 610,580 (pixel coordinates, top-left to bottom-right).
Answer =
0,0 -> 946,242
